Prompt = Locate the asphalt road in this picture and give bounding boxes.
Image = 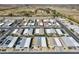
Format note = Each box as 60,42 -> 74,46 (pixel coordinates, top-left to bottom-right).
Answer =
56,19 -> 79,43
0,26 -> 57,29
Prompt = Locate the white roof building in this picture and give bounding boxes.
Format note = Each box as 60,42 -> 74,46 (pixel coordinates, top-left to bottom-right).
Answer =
56,29 -> 63,35
74,28 -> 79,34
41,37 -> 47,47
54,38 -> 62,47
61,37 -> 74,47
39,22 -> 43,26
8,37 -> 18,48
12,29 -> 18,34
23,22 -> 27,26
35,28 -> 40,34
23,29 -> 28,35
32,37 -> 41,48
24,37 -> 31,48
68,37 -> 79,47
15,37 -> 27,48
35,28 -> 44,35
50,19 -> 54,23
0,23 -> 4,26
45,29 -> 51,34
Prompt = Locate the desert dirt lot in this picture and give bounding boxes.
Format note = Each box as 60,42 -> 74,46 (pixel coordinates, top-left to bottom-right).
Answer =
0,5 -> 79,24
52,6 -> 79,23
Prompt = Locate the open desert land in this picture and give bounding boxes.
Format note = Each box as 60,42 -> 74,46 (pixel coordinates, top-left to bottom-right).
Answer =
51,5 -> 79,24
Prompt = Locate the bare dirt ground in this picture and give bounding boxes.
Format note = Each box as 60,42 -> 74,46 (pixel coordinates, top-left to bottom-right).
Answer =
52,6 -> 79,23
0,5 -> 79,23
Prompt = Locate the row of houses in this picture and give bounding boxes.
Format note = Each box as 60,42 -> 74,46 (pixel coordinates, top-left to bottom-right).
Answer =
0,36 -> 18,51
58,17 -> 79,36
0,18 -> 61,28
0,35 -> 79,52
11,28 -> 67,36
47,37 -> 79,52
